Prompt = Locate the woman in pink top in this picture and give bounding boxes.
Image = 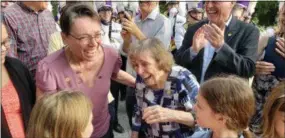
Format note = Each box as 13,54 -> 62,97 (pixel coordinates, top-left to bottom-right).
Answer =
35,3 -> 135,138
1,22 -> 36,138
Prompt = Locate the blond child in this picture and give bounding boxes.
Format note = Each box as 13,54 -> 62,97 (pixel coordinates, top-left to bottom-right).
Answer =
27,90 -> 93,138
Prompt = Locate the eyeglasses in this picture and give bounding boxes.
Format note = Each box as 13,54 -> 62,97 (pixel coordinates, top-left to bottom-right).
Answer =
69,31 -> 105,45
1,37 -> 12,48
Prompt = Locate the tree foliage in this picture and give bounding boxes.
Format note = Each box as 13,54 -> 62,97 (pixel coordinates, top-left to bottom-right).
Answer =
252,1 -> 279,27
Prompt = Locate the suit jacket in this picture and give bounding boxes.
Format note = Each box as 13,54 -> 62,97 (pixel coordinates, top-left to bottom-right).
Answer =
1,57 -> 36,138
175,17 -> 260,82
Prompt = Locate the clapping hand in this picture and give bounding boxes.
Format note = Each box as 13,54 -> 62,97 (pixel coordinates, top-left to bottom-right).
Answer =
203,23 -> 226,49
192,27 -> 208,53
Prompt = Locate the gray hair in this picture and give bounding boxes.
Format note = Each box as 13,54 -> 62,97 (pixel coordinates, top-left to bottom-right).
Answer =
128,38 -> 174,72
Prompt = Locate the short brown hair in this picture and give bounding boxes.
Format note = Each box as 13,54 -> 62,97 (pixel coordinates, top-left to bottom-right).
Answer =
261,81 -> 285,138
128,38 -> 174,73
60,3 -> 100,35
200,76 -> 255,138
27,90 -> 93,138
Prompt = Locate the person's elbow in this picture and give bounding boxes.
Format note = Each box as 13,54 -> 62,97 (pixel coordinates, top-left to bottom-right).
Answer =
239,59 -> 256,78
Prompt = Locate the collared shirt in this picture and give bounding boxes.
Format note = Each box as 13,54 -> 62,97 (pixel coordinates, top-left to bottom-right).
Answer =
3,2 -> 57,77
132,66 -> 199,138
134,6 -> 171,49
190,15 -> 232,83
126,6 -> 172,77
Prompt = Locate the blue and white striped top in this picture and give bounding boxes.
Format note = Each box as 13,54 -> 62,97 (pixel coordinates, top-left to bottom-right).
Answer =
132,65 -> 200,138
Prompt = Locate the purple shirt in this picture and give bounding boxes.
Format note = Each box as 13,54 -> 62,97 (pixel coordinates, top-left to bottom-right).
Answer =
36,47 -> 122,138
3,2 -> 57,77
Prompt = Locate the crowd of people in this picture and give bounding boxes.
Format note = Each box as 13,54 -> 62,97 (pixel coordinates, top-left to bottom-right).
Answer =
1,1 -> 284,138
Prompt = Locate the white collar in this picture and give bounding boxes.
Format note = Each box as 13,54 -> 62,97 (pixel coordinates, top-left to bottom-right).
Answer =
136,6 -> 160,22
225,15 -> 232,26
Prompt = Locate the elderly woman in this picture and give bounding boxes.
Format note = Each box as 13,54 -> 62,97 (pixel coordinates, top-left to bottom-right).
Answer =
250,2 -> 285,134
35,3 -> 135,138
1,22 -> 36,138
129,38 -> 199,138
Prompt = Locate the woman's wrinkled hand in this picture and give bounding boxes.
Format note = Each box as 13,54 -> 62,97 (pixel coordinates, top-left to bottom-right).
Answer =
275,37 -> 285,58
142,105 -> 175,124
255,61 -> 275,75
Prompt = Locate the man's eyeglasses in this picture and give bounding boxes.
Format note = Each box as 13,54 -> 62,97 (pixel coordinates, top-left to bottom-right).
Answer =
69,31 -> 105,45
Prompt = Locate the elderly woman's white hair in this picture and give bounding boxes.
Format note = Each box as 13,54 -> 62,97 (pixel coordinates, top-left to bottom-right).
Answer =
128,38 -> 174,72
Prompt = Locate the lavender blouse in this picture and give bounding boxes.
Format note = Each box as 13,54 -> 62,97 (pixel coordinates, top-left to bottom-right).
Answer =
36,46 -> 121,137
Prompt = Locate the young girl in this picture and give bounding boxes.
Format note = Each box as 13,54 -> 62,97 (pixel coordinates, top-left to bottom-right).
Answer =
191,76 -> 255,138
261,81 -> 285,138
26,90 -> 93,138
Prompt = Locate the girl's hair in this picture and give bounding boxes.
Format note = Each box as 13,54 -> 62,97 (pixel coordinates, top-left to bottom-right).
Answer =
261,81 -> 285,138
276,4 -> 285,37
27,90 -> 93,138
200,76 -> 255,138
128,38 -> 174,73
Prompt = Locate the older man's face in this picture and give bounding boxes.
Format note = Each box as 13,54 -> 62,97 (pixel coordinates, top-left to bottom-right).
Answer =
205,1 -> 234,27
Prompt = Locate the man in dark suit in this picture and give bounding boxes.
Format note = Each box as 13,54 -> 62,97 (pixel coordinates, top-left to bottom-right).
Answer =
175,1 -> 259,83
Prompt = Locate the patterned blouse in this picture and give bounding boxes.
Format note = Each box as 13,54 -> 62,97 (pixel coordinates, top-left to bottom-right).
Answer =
250,36 -> 285,134
132,66 -> 200,138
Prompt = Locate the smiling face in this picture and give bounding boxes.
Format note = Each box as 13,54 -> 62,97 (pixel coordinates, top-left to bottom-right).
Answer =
62,17 -> 102,61
130,50 -> 166,89
204,1 -> 234,27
